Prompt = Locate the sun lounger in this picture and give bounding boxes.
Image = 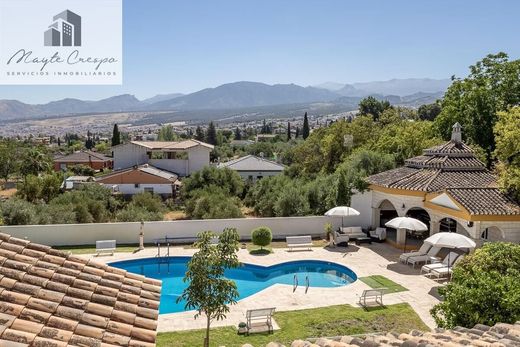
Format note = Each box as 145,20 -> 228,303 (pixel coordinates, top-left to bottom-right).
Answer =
406,247 -> 441,268
430,255 -> 465,279
421,251 -> 459,274
399,243 -> 431,263
286,236 -> 313,251
245,307 -> 276,335
96,240 -> 116,256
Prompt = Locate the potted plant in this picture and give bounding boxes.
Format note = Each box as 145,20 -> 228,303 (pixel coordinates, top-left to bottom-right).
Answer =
324,222 -> 334,247
238,322 -> 247,334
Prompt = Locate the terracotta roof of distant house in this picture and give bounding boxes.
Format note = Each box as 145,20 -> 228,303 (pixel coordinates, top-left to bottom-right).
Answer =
281,321 -> 520,347
130,139 -> 214,150
0,232 -> 161,347
96,165 -> 179,184
54,151 -> 112,163
218,155 -> 285,172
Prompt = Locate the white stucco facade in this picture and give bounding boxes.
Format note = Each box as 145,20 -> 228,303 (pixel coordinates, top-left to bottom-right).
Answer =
112,141 -> 212,176
106,183 -> 174,196
351,188 -> 520,244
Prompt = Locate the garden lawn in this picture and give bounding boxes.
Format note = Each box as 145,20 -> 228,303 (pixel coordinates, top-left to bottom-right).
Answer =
157,303 -> 428,347
359,275 -> 408,293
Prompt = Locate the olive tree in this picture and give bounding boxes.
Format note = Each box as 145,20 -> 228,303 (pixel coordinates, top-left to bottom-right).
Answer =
431,242 -> 520,328
178,228 -> 240,347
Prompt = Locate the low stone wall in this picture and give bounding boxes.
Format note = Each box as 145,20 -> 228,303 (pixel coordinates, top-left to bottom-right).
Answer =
0,216 -> 363,246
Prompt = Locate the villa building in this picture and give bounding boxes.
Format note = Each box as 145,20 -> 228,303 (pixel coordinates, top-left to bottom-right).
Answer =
218,155 -> 285,182
96,164 -> 179,198
354,123 -> 520,244
53,151 -> 113,172
112,140 -> 213,177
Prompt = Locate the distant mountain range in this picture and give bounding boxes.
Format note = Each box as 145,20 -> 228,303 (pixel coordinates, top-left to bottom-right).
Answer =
0,78 -> 450,122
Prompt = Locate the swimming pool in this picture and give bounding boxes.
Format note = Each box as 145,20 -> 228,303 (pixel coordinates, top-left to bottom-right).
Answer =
110,257 -> 357,314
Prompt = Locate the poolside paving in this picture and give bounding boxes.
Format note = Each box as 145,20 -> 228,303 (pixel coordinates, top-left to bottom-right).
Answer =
83,242 -> 443,333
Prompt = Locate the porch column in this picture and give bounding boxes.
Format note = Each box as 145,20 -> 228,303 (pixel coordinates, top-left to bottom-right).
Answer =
430,220 -> 440,235
396,228 -> 407,245
372,208 -> 381,229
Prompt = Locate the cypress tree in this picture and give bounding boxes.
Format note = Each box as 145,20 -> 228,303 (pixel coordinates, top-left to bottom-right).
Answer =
111,124 -> 121,146
206,122 -> 217,145
287,122 -> 291,140
194,126 -> 205,141
295,127 -> 300,138
234,127 -> 242,140
302,112 -> 310,139
336,173 -> 349,206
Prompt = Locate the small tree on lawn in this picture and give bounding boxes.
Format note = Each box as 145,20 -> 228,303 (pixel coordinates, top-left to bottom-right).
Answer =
251,226 -> 272,250
178,228 -> 240,347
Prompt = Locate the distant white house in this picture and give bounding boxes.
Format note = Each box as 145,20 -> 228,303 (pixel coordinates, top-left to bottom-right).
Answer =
218,155 -> 285,182
96,164 -> 179,197
112,139 -> 213,177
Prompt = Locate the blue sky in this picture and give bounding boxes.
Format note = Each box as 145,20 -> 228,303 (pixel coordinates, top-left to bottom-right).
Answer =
2,0 -> 519,103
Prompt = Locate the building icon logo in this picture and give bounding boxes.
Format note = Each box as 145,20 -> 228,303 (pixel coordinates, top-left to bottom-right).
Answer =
44,10 -> 81,47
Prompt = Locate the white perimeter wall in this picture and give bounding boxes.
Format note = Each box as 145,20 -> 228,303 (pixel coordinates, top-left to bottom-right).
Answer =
0,216 -> 358,246
100,183 -> 173,196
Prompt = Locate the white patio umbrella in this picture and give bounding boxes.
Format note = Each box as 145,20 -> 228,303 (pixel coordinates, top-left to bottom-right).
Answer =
385,217 -> 428,252
424,232 -> 476,276
325,206 -> 360,228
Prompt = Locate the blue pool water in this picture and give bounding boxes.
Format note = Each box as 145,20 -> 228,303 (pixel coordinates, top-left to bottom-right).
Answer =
110,257 -> 357,314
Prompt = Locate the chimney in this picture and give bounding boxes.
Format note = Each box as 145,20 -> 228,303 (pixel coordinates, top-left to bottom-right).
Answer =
451,122 -> 462,143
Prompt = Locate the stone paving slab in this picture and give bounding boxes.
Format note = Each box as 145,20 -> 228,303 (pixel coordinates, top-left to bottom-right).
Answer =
83,242 -> 442,332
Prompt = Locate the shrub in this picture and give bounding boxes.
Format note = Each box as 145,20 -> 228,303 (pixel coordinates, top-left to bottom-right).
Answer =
182,166 -> 244,199
129,192 -> 165,213
185,187 -> 243,219
251,227 -> 272,250
115,206 -> 164,222
431,242 -> 520,328
0,198 -> 37,225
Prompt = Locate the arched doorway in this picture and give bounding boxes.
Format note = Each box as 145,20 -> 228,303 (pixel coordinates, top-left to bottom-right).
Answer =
481,226 -> 505,242
439,217 -> 470,236
378,199 -> 398,228
405,207 -> 431,241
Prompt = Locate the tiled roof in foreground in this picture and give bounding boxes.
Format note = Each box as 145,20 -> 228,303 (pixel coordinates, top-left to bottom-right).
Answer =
260,321 -> 520,347
0,232 -> 161,347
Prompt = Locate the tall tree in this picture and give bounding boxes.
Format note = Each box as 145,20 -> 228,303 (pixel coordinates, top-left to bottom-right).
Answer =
358,96 -> 392,121
287,122 -> 291,140
194,126 -> 205,141
111,124 -> 121,146
494,107 -> 520,202
85,130 -> 94,150
261,119 -> 267,134
418,102 -> 442,121
205,122 -> 217,145
158,125 -> 176,141
302,112 -> 310,139
0,140 -> 20,184
234,127 -> 241,140
295,126 -> 300,139
19,148 -> 52,179
178,229 -> 240,347
434,53 -> 520,166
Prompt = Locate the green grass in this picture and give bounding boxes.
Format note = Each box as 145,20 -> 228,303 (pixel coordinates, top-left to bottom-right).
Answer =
359,275 -> 408,293
157,303 -> 428,347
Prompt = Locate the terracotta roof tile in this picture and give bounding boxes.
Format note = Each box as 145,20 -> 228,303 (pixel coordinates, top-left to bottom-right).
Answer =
447,188 -> 520,215
0,232 -> 161,346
